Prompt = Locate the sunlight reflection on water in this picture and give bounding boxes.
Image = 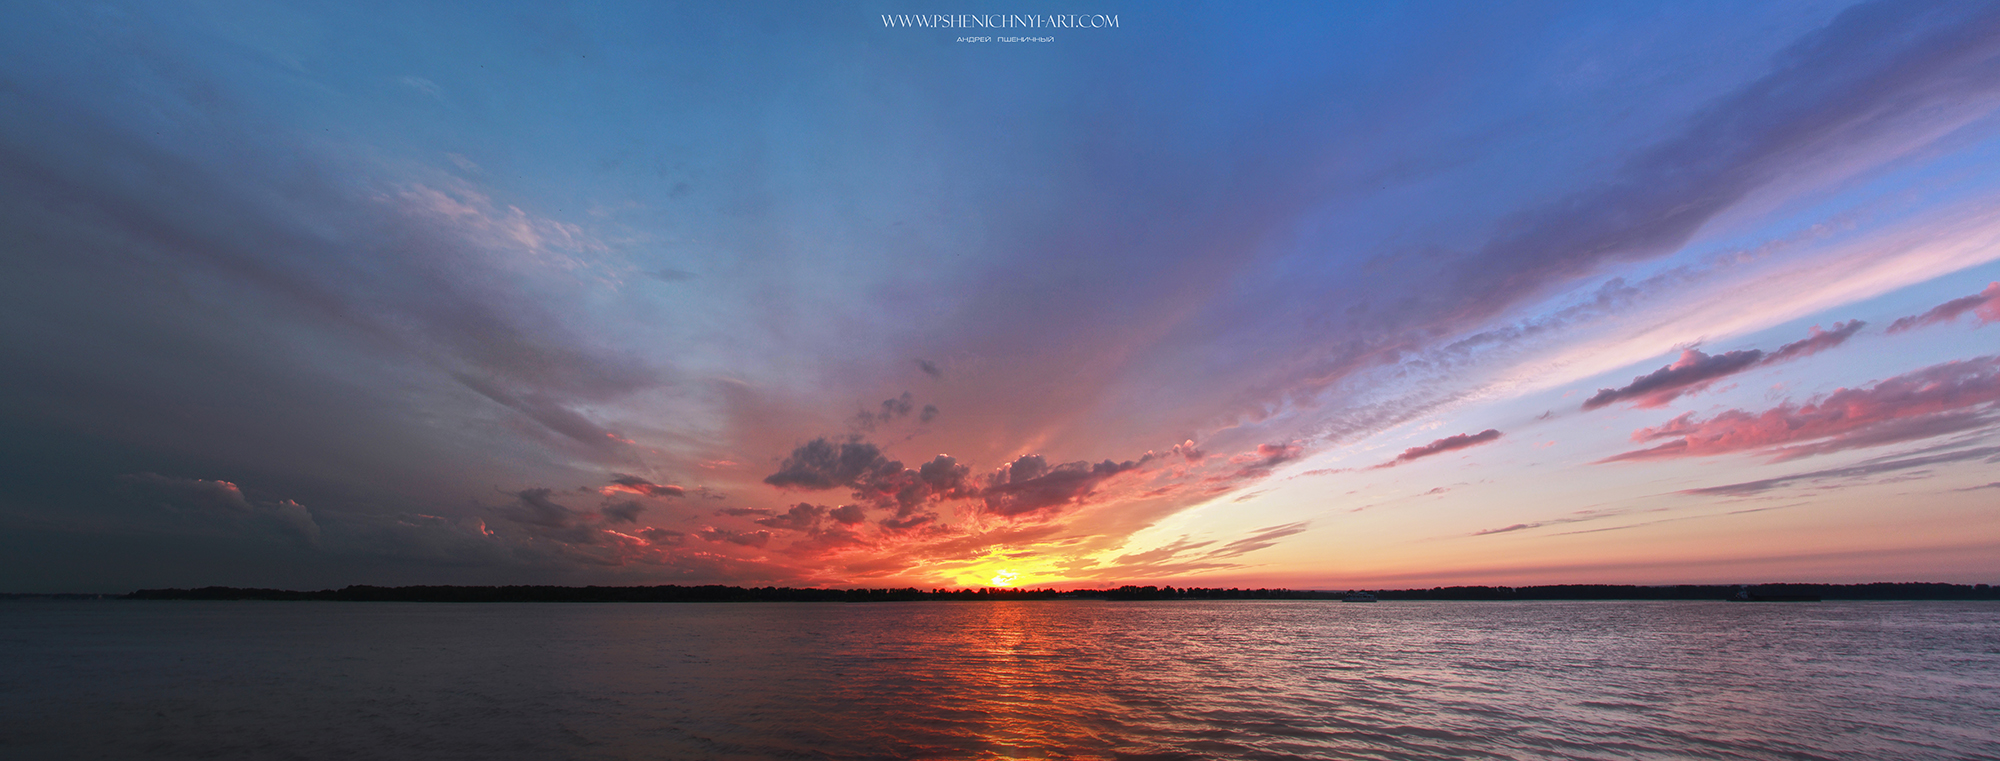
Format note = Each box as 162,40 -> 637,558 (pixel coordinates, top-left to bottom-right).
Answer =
3,600 -> 1996,759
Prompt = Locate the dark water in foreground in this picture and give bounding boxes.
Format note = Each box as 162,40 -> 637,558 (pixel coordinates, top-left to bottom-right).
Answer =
2,601 -> 1996,760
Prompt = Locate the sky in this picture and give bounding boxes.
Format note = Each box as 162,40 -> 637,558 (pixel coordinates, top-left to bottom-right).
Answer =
3,1 -> 1999,593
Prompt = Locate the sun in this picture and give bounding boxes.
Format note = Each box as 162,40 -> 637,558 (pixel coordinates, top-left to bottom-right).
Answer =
989,569 -> 1020,587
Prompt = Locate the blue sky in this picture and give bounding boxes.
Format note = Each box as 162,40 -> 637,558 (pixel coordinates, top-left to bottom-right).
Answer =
2,1 -> 1998,591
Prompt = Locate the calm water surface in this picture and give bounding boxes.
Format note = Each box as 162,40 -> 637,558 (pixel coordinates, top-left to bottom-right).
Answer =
2,600 -> 1996,760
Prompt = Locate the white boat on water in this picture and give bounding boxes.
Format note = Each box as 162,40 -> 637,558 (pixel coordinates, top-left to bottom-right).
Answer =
1342,591 -> 1378,602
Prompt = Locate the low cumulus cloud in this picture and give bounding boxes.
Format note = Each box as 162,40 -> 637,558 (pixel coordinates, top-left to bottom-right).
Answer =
854,392 -> 917,431
1376,430 -> 1503,468
116,473 -> 321,545
754,503 -> 827,531
1600,356 -> 2000,463
763,437 -> 979,517
979,454 -> 1142,518
600,500 -> 646,524
1583,321 -> 1865,411
1888,282 -> 2000,333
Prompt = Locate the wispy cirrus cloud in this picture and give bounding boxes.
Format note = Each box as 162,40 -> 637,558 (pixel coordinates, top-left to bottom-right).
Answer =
1679,445 -> 2000,497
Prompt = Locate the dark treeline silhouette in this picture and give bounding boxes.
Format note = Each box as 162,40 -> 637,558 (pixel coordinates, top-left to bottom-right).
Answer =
114,582 -> 1998,603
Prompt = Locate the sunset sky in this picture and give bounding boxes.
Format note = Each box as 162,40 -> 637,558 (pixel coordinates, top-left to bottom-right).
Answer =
3,1 -> 1998,592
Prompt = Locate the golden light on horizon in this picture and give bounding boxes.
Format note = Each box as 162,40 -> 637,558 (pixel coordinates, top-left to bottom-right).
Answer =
990,569 -> 1020,587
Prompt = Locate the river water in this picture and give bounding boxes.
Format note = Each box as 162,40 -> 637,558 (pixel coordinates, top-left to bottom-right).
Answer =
2,600 -> 1996,760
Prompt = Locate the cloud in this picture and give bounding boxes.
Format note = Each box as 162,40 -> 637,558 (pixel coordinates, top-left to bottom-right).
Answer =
919,404 -> 939,424
1472,523 -> 1538,536
1430,1 -> 2000,334
764,437 -> 901,492
854,392 -> 917,431
602,475 -> 686,498
398,76 -> 441,96
1377,429 -> 1502,468
115,473 -> 321,545
1888,282 -> 2000,332
1583,349 -> 1766,410
828,504 -> 868,525
1583,322 -> 1865,411
978,455 -> 1142,518
1766,320 -> 1866,362
698,528 -> 772,548
1678,445 -> 2000,497
631,529 -> 683,547
763,437 -> 979,517
916,359 -> 944,379
599,501 -> 646,524
453,373 -> 630,450
499,487 -> 581,530
754,503 -> 826,531
1601,356 -> 2000,463
1216,443 -> 1303,481
1203,521 -> 1311,559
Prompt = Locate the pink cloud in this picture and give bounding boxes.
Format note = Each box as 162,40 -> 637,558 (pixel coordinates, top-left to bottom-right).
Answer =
1599,356 -> 2000,463
601,474 -> 686,498
1887,282 -> 2000,333
1765,320 -> 1867,362
1582,321 -> 1864,411
1376,429 -> 1503,468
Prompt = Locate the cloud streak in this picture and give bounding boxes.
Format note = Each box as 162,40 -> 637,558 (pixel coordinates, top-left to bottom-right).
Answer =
1888,282 -> 2000,333
1601,356 -> 2000,463
1583,321 -> 1865,411
1377,430 -> 1503,468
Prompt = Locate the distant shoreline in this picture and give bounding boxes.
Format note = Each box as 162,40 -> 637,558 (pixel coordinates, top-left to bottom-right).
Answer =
2,582 -> 1992,603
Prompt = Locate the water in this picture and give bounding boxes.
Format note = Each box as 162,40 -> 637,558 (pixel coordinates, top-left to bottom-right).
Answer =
2,600 -> 1996,760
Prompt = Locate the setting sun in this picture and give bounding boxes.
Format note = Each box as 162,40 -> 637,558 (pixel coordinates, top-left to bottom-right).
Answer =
989,570 -> 1020,588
